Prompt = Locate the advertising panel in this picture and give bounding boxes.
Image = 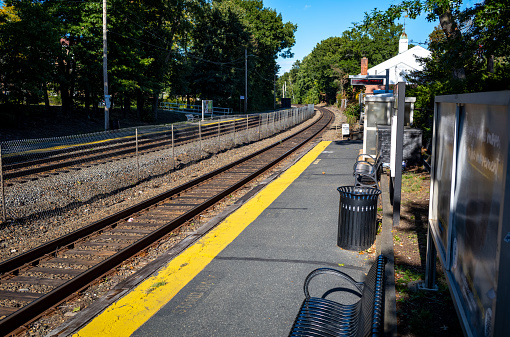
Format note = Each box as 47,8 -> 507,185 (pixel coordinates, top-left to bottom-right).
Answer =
450,104 -> 507,336
429,102 -> 456,256
429,91 -> 510,337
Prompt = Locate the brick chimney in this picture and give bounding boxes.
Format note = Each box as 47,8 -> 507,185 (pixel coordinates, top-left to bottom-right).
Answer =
399,32 -> 408,54
361,57 -> 368,75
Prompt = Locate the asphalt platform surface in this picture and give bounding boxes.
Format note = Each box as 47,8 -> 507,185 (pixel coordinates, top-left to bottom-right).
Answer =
125,139 -> 375,336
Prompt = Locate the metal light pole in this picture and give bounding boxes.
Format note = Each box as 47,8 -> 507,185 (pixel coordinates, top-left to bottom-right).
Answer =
393,82 -> 406,227
103,0 -> 110,131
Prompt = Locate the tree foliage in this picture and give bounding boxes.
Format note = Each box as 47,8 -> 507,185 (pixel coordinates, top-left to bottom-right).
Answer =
279,21 -> 403,104
0,0 -> 296,123
361,0 -> 510,140
0,1 -> 60,106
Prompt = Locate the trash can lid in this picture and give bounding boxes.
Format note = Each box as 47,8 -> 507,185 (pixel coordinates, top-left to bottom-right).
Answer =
337,186 -> 381,199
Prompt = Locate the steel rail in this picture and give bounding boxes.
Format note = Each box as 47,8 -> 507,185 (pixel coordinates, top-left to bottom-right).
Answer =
0,108 -> 332,336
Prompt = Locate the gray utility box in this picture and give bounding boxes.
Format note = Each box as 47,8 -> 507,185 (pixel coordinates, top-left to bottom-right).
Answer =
376,125 -> 422,166
363,95 -> 415,156
429,91 -> 510,337
281,97 -> 291,108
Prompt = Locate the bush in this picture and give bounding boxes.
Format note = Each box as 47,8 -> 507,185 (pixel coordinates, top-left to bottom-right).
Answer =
344,103 -> 360,120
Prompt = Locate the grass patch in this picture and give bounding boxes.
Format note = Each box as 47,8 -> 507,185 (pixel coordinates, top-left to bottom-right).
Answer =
395,265 -> 421,285
401,172 -> 426,193
145,281 -> 168,294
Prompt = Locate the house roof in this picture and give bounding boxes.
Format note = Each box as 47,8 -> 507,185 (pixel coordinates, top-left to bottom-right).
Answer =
367,45 -> 431,84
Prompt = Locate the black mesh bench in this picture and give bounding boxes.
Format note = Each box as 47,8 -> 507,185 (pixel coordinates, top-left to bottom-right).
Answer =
289,255 -> 386,337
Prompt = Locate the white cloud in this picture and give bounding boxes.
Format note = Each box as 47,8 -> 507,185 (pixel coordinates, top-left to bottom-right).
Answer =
304,5 -> 311,10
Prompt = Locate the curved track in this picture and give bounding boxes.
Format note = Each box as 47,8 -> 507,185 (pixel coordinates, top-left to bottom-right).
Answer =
0,107 -> 333,336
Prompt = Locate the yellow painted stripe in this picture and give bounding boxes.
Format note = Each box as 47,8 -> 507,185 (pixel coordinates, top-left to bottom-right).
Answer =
201,117 -> 245,126
74,141 -> 332,337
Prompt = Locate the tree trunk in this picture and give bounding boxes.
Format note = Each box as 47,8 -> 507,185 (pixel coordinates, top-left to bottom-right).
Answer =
58,60 -> 73,114
60,87 -> 70,115
438,10 -> 457,39
85,88 -> 90,113
152,94 -> 159,120
136,91 -> 144,120
123,96 -> 130,118
69,59 -> 76,112
43,82 -> 50,112
438,10 -> 466,80
488,55 -> 494,73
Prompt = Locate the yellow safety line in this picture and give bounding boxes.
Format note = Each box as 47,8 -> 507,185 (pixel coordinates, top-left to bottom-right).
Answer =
74,141 -> 332,337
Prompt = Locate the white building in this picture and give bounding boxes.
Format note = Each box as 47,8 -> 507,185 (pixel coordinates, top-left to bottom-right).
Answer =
367,33 -> 431,85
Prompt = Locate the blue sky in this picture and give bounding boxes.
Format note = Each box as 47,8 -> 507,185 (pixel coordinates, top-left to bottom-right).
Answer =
263,0 -> 439,75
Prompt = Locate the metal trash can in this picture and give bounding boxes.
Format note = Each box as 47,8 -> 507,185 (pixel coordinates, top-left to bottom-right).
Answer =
337,186 -> 381,251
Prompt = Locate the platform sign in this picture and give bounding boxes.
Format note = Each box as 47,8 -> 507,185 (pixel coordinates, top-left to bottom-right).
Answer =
351,78 -> 384,86
201,100 -> 213,120
429,91 -> 510,337
104,95 -> 111,109
342,124 -> 350,136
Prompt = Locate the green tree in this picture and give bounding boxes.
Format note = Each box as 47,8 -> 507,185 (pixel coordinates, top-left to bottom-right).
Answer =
106,0 -> 198,119
362,0 -> 510,84
1,0 -> 297,126
185,1 -> 250,109
364,0 -> 510,142
228,0 -> 296,111
0,1 -> 60,108
286,21 -> 402,104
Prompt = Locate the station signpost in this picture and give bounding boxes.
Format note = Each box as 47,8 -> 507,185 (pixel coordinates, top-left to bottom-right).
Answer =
201,100 -> 213,121
342,123 -> 350,139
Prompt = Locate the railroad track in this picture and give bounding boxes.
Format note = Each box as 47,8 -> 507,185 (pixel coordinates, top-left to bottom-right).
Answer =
0,107 -> 332,336
2,114 -> 271,184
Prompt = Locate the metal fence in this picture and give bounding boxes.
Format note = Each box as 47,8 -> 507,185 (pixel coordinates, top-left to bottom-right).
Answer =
159,102 -> 233,116
0,105 -> 314,224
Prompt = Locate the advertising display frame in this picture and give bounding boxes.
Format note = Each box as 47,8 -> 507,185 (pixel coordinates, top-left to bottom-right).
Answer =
428,91 -> 510,337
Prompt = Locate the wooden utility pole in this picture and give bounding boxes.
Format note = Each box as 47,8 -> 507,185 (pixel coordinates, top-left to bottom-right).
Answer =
244,49 -> 248,114
103,0 -> 110,131
273,71 -> 276,111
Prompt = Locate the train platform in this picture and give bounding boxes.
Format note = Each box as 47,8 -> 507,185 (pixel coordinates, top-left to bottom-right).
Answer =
65,139 -> 392,336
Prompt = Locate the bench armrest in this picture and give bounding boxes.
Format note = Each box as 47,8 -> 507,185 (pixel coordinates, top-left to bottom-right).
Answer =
303,268 -> 364,299
353,160 -> 377,174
